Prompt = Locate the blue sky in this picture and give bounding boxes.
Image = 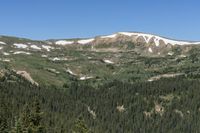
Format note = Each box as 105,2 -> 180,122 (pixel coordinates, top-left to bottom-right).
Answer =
0,0 -> 199,40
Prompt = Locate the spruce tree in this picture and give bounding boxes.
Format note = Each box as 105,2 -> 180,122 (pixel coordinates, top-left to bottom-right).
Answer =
29,100 -> 46,133
72,117 -> 90,133
10,117 -> 23,133
0,102 -> 9,133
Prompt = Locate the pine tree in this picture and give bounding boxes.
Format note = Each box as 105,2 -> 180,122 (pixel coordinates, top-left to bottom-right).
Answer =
20,104 -> 31,132
72,117 -> 90,133
0,102 -> 9,133
29,100 -> 46,133
0,116 -> 9,133
10,117 -> 23,133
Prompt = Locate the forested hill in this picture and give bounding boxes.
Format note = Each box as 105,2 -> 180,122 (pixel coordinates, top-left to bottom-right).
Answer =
1,70 -> 200,133
1,33 -> 200,132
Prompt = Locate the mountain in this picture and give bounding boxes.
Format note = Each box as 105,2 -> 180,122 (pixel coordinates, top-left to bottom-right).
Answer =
0,31 -> 200,87
1,32 -> 200,56
52,32 -> 200,46
1,32 -> 200,132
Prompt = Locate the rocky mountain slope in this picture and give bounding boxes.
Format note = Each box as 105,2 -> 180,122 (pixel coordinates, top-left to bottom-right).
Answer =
52,32 -> 200,46
0,32 -> 200,87
1,32 -> 200,56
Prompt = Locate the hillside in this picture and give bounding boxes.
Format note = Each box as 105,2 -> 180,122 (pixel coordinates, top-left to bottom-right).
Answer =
1,69 -> 200,132
0,32 -> 200,87
1,32 -> 200,132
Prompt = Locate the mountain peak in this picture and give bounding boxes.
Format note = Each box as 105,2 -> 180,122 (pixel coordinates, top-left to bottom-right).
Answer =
94,32 -> 200,46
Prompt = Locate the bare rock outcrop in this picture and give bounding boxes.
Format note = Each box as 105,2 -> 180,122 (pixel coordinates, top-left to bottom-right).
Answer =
16,71 -> 39,86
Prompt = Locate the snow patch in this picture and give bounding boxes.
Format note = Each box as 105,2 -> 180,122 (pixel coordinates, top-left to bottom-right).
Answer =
101,34 -> 117,39
118,32 -> 135,36
0,41 -> 6,45
78,38 -> 94,44
2,59 -> 10,62
55,40 -> 74,45
66,69 -> 77,76
103,59 -> 114,64
41,55 -> 48,58
0,58 -> 10,62
148,47 -> 153,53
50,57 -> 60,61
49,57 -> 68,61
168,52 -> 174,56
3,52 -> 10,56
179,55 -> 187,58
46,41 -> 53,45
30,45 -> 41,50
79,76 -> 93,80
13,43 -> 28,49
154,38 -> 160,46
118,32 -> 200,46
46,68 -> 60,74
42,45 -> 54,51
13,51 -> 31,55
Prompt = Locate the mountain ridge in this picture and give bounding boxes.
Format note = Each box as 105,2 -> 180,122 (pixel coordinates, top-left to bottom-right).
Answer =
1,31 -> 200,44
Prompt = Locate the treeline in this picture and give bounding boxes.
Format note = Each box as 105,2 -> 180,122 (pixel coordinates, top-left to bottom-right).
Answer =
1,72 -> 200,132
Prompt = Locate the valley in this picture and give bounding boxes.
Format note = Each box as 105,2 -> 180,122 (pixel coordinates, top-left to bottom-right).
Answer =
1,32 -> 200,132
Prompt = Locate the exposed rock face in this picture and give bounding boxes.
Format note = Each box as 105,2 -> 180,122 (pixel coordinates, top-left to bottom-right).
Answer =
143,102 -> 165,117
87,106 -> 96,119
0,70 -> 5,78
16,71 -> 39,86
53,32 -> 199,56
90,32 -> 200,47
174,109 -> 184,118
144,110 -> 154,117
136,36 -> 146,44
148,73 -> 184,82
154,103 -> 164,116
117,105 -> 125,112
0,32 -> 199,58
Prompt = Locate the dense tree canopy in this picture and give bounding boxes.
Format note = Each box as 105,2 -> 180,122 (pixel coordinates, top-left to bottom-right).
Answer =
1,71 -> 200,132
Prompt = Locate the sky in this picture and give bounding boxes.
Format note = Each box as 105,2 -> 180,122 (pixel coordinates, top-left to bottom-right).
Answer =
0,0 -> 199,41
